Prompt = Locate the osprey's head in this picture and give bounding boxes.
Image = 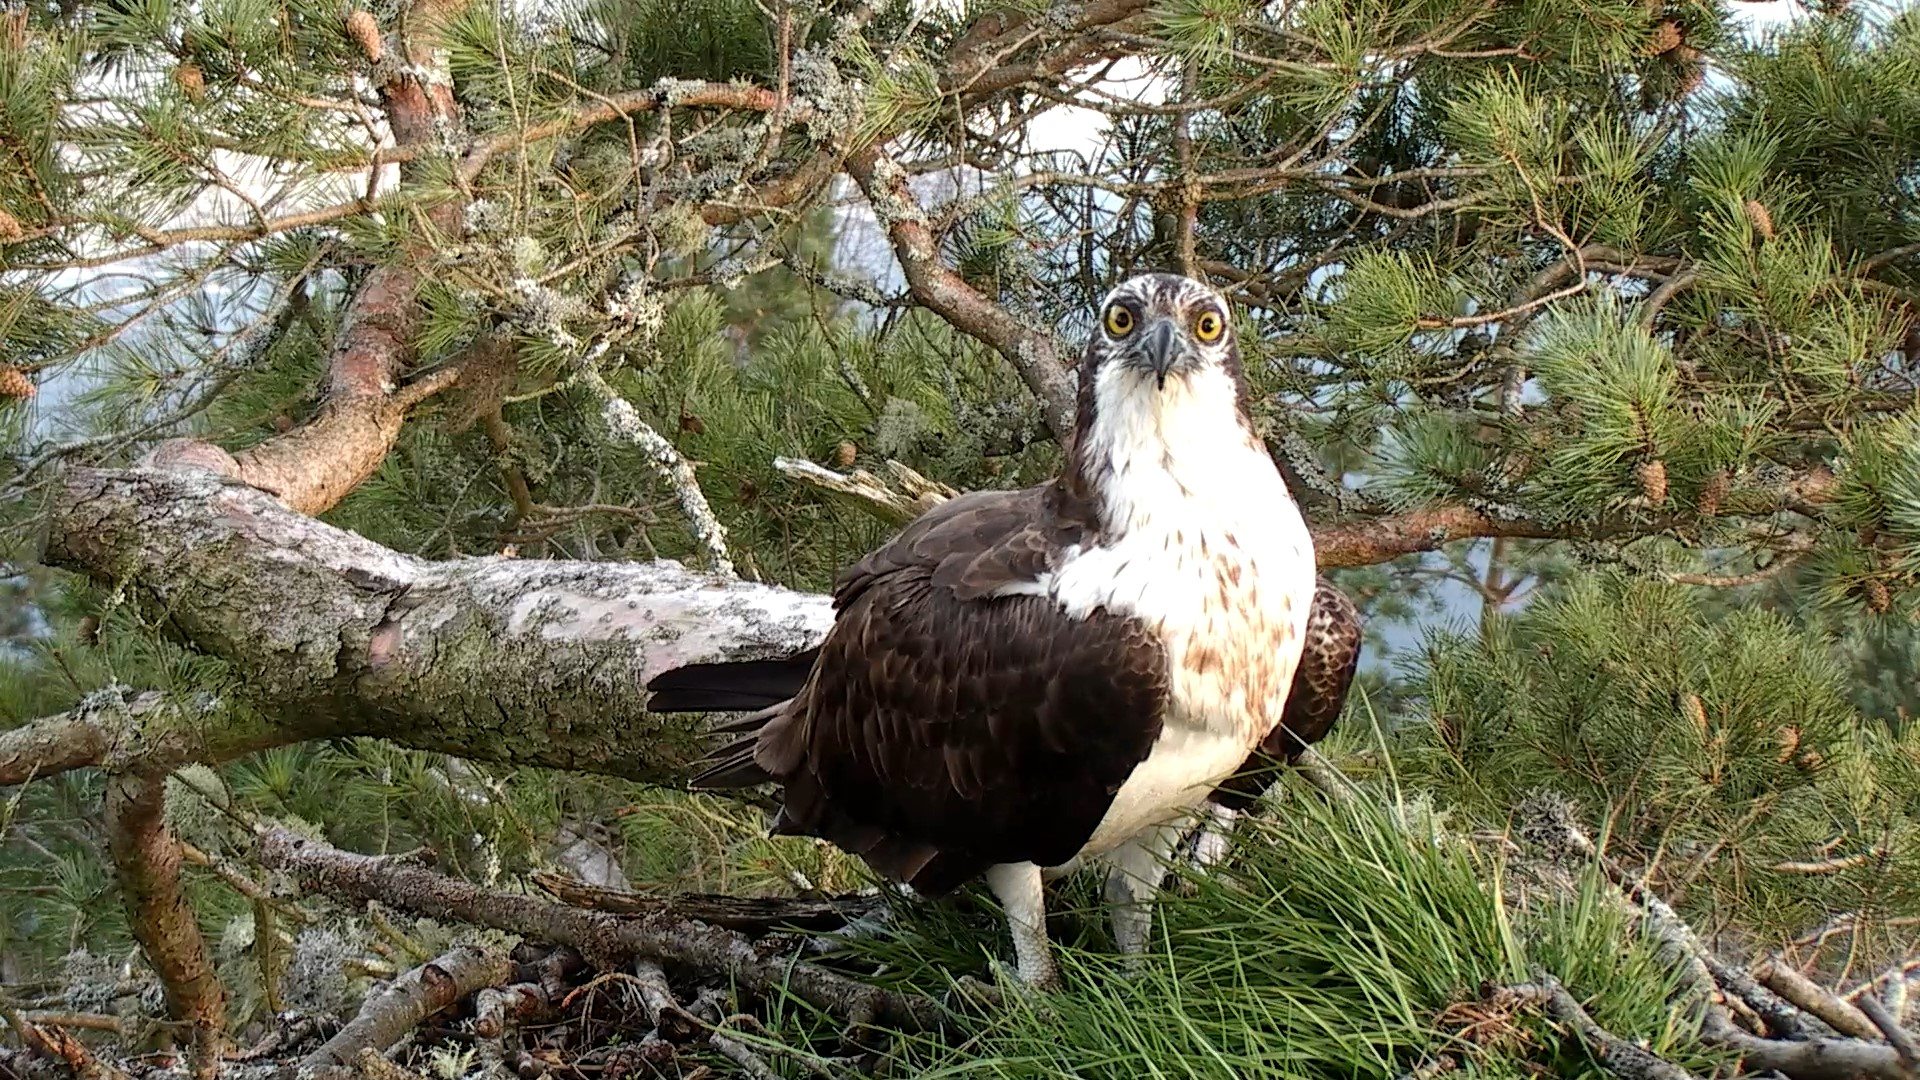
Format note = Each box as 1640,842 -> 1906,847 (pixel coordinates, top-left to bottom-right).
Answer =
1087,273 -> 1238,391
1062,273 -> 1268,527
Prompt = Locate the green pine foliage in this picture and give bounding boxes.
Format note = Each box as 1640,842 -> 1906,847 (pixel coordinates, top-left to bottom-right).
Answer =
817,787 -> 1717,1080
1400,573 -> 1920,969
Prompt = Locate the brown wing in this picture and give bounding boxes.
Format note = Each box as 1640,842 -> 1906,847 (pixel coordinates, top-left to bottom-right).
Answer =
1209,577 -> 1362,811
830,485 -> 1082,605
742,484 -> 1170,896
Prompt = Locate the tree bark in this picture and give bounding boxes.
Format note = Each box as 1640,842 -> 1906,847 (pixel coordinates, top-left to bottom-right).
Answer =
32,466 -> 831,783
103,771 -> 226,1079
296,945 -> 513,1080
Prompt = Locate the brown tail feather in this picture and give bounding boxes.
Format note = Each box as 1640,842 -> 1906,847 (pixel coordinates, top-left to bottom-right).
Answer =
646,649 -> 818,713
688,738 -> 772,789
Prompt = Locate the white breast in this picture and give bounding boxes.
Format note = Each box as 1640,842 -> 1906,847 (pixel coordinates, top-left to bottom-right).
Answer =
1037,362 -> 1316,862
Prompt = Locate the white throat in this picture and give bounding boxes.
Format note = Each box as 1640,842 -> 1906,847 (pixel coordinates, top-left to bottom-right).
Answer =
1048,359 -> 1313,633
1077,362 -> 1278,541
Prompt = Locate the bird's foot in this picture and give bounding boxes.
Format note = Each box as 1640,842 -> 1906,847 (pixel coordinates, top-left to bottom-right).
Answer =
944,973 -> 1003,1013
944,958 -> 1061,1012
1115,949 -> 1154,981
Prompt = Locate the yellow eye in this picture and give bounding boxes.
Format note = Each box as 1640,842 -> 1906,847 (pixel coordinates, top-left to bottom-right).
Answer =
1193,310 -> 1224,343
1104,303 -> 1135,337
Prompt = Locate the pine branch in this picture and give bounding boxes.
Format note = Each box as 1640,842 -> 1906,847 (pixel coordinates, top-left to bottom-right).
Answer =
846,147 -> 1077,438
102,771 -> 226,1080
297,945 -> 513,1080
575,368 -> 734,576
255,828 -> 941,1031
0,699 -> 118,785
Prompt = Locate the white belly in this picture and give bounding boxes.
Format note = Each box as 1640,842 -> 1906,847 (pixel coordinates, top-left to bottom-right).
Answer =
1066,724 -> 1252,862
1024,357 -> 1318,869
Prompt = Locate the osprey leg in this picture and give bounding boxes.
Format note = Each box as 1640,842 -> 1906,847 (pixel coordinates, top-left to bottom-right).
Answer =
1103,822 -> 1186,963
983,862 -> 1057,989
1187,803 -> 1240,872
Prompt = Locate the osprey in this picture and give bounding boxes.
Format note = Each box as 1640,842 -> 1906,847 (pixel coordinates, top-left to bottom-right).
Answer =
1190,577 -> 1362,869
647,273 -> 1343,988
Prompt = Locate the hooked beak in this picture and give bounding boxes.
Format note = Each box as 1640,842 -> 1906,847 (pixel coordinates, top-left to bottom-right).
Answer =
1141,319 -> 1178,389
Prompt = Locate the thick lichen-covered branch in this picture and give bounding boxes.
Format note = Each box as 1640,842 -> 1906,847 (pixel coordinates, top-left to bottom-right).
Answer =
37,467 -> 832,782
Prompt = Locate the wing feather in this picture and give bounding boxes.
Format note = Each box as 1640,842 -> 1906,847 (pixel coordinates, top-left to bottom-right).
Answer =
744,484 -> 1165,893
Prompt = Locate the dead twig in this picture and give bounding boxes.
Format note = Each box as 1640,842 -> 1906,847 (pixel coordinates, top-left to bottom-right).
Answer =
2,1010 -> 134,1080
772,456 -> 956,526
1492,977 -> 1700,1080
631,962 -> 701,1043
296,945 -> 513,1080
258,828 -> 940,1032
1858,994 -> 1920,1074
1702,1010 -> 1915,1080
473,983 -> 552,1077
530,870 -> 884,933
1755,958 -> 1882,1040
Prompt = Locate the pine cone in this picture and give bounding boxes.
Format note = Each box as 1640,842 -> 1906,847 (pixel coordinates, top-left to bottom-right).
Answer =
1698,469 -> 1729,517
1864,578 -> 1893,614
345,9 -> 384,62
1673,45 -> 1705,95
834,441 -> 857,468
0,206 -> 24,242
1681,692 -> 1708,735
1645,19 -> 1684,56
0,364 -> 33,400
1635,459 -> 1668,507
1744,199 -> 1775,241
172,61 -> 206,101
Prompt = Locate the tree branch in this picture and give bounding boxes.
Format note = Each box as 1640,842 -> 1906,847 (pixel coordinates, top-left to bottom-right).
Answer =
38,467 -> 832,783
1492,978 -> 1701,1080
297,945 -> 513,1080
845,148 -> 1077,438
529,871 -> 884,933
255,828 -> 939,1031
103,771 -> 226,1079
